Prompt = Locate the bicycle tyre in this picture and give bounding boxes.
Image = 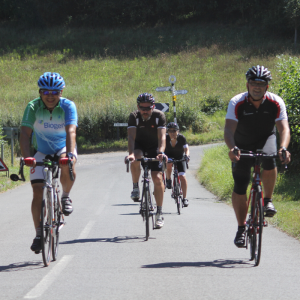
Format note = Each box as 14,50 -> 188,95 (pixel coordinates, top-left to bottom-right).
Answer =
52,189 -> 60,261
254,186 -> 263,266
145,186 -> 150,241
41,189 -> 52,267
175,178 -> 181,215
249,190 -> 256,261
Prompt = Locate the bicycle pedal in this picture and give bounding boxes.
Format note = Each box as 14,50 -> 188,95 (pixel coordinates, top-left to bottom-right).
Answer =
264,220 -> 268,227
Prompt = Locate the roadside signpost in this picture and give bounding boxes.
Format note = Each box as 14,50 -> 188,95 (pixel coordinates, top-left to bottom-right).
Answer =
156,75 -> 188,123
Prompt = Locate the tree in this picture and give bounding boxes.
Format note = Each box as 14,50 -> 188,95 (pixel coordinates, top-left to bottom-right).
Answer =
284,0 -> 300,44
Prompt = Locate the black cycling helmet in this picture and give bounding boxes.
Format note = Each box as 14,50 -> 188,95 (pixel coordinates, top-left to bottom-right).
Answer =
246,65 -> 272,82
137,93 -> 155,104
167,122 -> 179,131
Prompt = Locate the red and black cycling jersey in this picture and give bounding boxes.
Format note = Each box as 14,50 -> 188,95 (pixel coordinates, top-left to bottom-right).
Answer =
127,109 -> 166,150
165,134 -> 188,160
226,91 -> 288,147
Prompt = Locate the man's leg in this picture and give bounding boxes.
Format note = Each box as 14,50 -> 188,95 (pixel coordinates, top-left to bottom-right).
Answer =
232,192 -> 248,226
261,168 -> 277,216
261,168 -> 277,198
152,171 -> 164,207
31,183 -> 44,252
166,162 -> 172,189
130,149 -> 142,201
60,153 -> 76,216
152,170 -> 164,228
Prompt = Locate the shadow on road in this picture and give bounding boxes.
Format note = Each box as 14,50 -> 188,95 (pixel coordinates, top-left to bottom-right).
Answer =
0,261 -> 43,272
142,259 -> 253,269
61,235 -> 148,244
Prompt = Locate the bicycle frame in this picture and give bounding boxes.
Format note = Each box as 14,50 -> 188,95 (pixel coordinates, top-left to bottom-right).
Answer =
239,149 -> 279,266
168,158 -> 188,215
126,157 -> 166,241
11,156 -> 73,266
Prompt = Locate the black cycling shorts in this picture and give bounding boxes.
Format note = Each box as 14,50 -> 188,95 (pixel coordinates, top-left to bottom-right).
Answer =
134,142 -> 162,172
232,135 -> 277,195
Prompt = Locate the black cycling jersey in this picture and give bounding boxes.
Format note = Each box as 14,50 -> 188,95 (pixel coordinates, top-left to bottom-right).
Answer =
226,91 -> 287,149
165,134 -> 187,160
127,109 -> 166,150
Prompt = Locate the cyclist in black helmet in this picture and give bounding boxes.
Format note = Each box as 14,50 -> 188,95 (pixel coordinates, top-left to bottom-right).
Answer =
165,122 -> 190,207
224,65 -> 291,248
125,93 -> 167,229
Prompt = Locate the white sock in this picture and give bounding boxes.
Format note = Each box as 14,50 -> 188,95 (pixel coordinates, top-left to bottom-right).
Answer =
62,191 -> 70,198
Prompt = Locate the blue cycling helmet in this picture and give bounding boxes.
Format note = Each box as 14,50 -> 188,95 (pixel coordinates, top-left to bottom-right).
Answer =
38,72 -> 65,90
137,93 -> 155,104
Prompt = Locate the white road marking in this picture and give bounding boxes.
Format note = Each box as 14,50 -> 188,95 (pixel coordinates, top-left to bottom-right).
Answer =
78,220 -> 95,239
24,255 -> 73,299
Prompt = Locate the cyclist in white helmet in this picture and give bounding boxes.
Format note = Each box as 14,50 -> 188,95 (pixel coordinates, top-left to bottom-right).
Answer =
224,65 -> 291,248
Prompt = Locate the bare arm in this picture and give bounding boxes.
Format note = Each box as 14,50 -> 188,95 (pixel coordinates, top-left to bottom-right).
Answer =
157,128 -> 166,153
184,146 -> 190,157
65,124 -> 77,154
224,119 -> 240,162
20,126 -> 33,158
276,119 -> 291,164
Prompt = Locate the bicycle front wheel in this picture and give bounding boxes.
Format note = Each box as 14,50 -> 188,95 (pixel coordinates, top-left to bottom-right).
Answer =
250,186 -> 263,266
52,190 -> 60,261
145,187 -> 150,241
175,178 -> 181,215
254,187 -> 263,266
41,189 -> 53,267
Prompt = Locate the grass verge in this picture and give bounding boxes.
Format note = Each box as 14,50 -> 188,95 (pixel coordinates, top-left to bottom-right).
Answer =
198,144 -> 300,240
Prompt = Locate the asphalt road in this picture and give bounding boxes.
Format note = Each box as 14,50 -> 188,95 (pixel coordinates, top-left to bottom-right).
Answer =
1,144 -> 300,300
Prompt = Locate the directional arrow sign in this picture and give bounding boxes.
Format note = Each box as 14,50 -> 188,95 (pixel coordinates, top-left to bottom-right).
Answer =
174,89 -> 188,95
155,103 -> 169,112
155,86 -> 171,92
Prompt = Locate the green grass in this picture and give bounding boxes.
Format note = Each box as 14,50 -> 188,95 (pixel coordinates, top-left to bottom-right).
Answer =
1,23 -> 300,236
198,145 -> 300,240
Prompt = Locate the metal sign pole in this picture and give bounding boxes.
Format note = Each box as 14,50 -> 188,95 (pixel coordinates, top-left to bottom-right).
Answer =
155,75 -> 188,124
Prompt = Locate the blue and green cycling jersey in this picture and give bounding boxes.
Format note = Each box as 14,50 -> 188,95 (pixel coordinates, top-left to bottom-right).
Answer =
21,97 -> 78,154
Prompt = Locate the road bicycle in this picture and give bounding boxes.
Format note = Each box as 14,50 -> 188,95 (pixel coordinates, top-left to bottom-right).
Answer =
126,157 -> 166,241
11,156 -> 74,267
168,157 -> 189,215
237,149 -> 286,266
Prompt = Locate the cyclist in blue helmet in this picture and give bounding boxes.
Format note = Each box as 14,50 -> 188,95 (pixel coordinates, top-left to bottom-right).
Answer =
20,72 -> 78,253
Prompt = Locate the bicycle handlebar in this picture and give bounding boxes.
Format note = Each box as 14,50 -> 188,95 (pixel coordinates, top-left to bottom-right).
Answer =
10,157 -> 75,182
126,156 -> 167,173
167,157 -> 189,169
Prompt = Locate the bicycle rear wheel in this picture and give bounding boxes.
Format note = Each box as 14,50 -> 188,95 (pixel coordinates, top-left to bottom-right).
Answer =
41,189 -> 53,267
52,190 -> 60,261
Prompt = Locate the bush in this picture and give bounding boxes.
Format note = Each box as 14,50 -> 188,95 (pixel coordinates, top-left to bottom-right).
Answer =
277,55 -> 300,170
200,95 -> 226,115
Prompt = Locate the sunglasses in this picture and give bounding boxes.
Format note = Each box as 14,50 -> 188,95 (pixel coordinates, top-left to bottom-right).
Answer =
249,81 -> 267,87
139,105 -> 154,111
168,130 -> 177,133
41,90 -> 60,95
